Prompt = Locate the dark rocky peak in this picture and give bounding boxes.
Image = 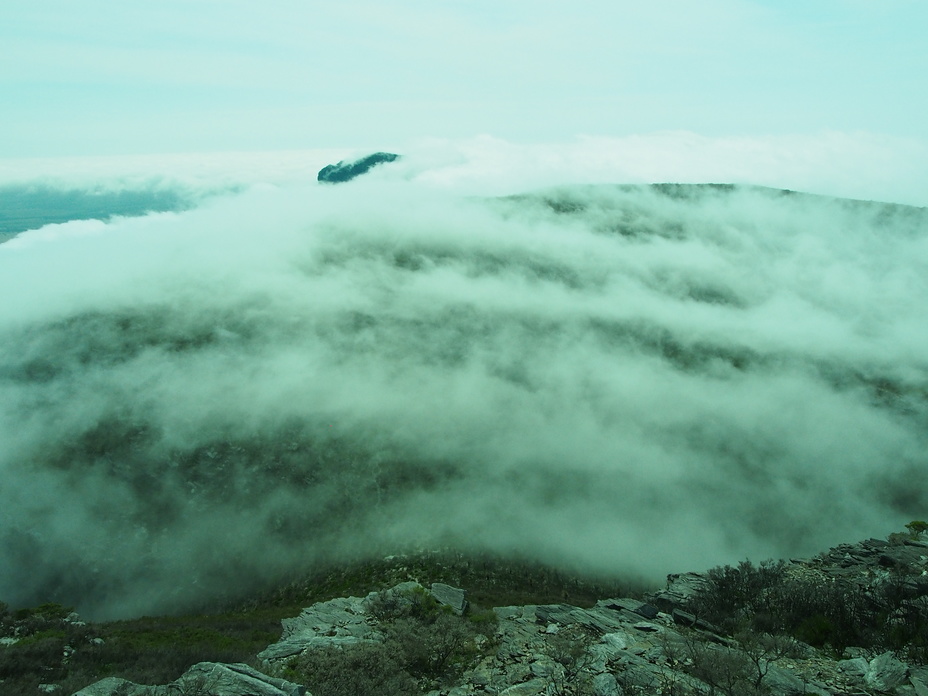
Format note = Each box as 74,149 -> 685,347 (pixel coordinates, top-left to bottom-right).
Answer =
317,152 -> 400,184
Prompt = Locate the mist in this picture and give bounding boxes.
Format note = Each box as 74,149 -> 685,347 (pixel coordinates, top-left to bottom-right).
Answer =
1,176 -> 926,620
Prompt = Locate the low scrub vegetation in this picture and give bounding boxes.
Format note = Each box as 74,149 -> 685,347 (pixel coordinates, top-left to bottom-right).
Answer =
544,624 -> 597,696
242,549 -> 644,615
683,537 -> 928,662
0,601 -> 279,694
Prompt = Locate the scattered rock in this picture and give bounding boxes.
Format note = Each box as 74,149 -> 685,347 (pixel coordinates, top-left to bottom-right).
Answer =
430,582 -> 468,615
499,678 -> 547,696
648,572 -> 709,612
764,662 -> 827,696
633,602 -> 660,619
671,607 -> 696,626
838,656 -> 869,677
866,651 -> 909,691
591,672 -> 621,696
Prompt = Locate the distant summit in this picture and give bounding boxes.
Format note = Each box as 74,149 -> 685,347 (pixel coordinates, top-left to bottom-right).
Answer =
317,152 -> 400,183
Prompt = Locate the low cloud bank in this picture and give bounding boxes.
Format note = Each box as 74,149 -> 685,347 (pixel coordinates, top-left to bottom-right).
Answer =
1,179 -> 926,619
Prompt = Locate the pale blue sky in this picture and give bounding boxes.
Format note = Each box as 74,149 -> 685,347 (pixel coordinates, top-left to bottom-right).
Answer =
2,0 -> 926,158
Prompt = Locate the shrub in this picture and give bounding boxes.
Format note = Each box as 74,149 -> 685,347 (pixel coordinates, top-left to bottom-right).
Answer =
367,584 -> 442,623
544,625 -> 596,696
286,642 -> 417,696
735,630 -> 804,690
684,560 -> 870,650
388,614 -> 476,681
685,559 -> 786,631
465,605 -> 499,634
683,552 -> 928,656
682,639 -> 756,696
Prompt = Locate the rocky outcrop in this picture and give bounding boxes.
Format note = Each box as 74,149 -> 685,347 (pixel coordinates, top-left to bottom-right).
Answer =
648,571 -> 709,613
64,534 -> 928,695
257,591 -> 380,662
251,581 -> 830,696
71,662 -> 305,695
316,152 -> 400,183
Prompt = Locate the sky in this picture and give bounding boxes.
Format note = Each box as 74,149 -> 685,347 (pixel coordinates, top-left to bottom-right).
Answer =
1,0 -> 926,168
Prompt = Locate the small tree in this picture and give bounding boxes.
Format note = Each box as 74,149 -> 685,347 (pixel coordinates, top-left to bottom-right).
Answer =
681,636 -> 755,696
544,625 -> 596,696
735,630 -> 803,691
905,520 -> 928,540
286,642 -> 417,696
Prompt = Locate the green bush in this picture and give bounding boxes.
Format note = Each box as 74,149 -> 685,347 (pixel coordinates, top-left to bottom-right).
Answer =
385,613 -> 477,681
367,584 -> 443,623
905,520 -> 928,539
287,642 -> 418,696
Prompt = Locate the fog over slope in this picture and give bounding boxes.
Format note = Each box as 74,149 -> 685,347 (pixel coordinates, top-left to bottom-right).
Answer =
1,178 -> 926,619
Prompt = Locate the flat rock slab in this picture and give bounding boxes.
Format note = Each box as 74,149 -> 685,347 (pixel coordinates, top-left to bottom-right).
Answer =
70,662 -> 305,696
431,582 -> 468,614
177,662 -> 305,696
259,592 -> 379,661
71,678 -> 148,696
866,651 -> 909,691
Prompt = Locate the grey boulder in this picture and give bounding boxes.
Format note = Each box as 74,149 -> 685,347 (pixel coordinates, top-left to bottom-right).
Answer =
70,662 -> 305,696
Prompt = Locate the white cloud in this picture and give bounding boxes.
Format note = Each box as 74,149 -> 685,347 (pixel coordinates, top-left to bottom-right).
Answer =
5,131 -> 926,205
392,133 -> 928,205
1,170 -> 925,618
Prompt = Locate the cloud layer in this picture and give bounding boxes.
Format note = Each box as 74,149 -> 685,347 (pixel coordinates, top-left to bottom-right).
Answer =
1,176 -> 926,619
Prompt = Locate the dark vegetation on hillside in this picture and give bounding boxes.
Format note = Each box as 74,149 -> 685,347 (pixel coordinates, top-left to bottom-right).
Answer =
681,523 -> 928,664
0,600 -> 281,695
0,184 -> 200,237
